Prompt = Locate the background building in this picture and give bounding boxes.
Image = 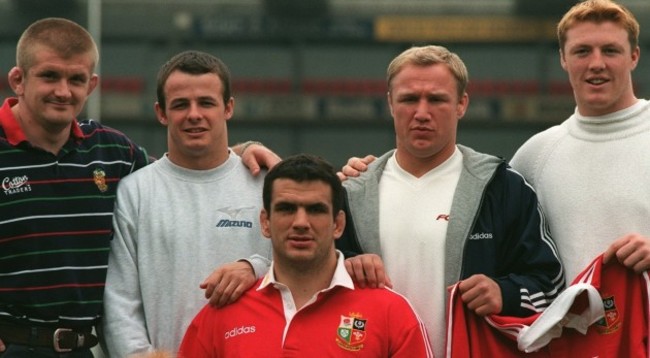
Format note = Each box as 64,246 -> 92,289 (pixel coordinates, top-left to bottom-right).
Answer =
1,0 -> 649,165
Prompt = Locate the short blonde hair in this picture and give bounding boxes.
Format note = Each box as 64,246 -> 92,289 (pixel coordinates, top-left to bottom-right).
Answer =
386,45 -> 469,99
16,17 -> 99,72
557,0 -> 640,52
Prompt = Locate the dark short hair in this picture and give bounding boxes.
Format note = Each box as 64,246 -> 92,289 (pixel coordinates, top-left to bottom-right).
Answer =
263,154 -> 343,217
156,50 -> 232,112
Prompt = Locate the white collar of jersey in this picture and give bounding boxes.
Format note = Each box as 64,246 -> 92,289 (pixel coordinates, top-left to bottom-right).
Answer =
258,250 -> 355,292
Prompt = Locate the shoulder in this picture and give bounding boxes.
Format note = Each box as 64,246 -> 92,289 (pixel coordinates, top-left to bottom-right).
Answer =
457,144 -> 504,180
512,124 -> 566,164
510,123 -> 566,183
77,120 -> 133,142
116,159 -> 159,188
77,120 -> 149,161
351,286 -> 417,310
228,154 -> 266,188
343,150 -> 394,191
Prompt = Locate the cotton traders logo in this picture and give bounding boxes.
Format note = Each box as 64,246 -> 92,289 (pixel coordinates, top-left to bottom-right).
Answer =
336,313 -> 367,352
2,175 -> 32,195
215,206 -> 255,228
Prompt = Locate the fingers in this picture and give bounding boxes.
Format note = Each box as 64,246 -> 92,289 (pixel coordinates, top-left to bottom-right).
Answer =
602,236 -> 626,264
604,234 -> 650,273
0,338 -> 4,352
208,279 -> 250,308
202,262 -> 256,307
458,275 -> 502,316
200,272 -> 220,299
239,143 -> 281,176
344,254 -> 388,289
361,155 -> 377,163
340,155 -> 377,179
345,257 -> 368,288
361,255 -> 387,289
265,152 -> 282,170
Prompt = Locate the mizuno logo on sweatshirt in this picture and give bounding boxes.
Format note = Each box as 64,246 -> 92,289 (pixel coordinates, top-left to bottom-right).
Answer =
216,220 -> 253,228
215,206 -> 255,229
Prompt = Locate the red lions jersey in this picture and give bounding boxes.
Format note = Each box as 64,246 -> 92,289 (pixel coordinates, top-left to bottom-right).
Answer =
446,254 -> 650,357
179,278 -> 432,357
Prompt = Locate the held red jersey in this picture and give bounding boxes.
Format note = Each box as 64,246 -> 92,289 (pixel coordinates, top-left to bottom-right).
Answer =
445,281 -> 543,358
521,254 -> 650,357
446,254 -> 650,357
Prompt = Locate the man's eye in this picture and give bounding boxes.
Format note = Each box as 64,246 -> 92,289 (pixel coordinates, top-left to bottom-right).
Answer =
399,97 -> 417,103
308,205 -> 329,214
275,205 -> 296,213
170,103 -> 188,109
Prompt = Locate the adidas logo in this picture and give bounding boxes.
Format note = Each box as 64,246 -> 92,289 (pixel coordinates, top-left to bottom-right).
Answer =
469,232 -> 493,240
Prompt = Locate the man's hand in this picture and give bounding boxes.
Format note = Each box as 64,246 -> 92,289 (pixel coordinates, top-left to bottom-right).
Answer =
234,141 -> 282,176
603,233 -> 650,273
200,261 -> 257,307
344,254 -> 392,289
458,274 -> 502,316
336,155 -> 376,181
0,338 -> 5,352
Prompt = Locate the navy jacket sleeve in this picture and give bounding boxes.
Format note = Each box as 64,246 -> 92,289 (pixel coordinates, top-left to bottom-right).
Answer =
465,165 -> 565,317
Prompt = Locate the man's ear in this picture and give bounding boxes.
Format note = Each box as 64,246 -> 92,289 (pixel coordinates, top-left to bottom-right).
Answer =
154,102 -> 168,126
260,209 -> 271,239
8,67 -> 25,96
224,97 -> 235,121
87,74 -> 99,95
332,210 -> 346,240
559,49 -> 568,71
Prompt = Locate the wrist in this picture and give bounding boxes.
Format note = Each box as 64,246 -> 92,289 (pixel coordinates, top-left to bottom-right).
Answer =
238,140 -> 263,155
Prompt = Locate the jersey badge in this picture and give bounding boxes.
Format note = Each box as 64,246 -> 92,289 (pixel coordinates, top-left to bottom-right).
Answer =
595,295 -> 620,334
93,168 -> 108,193
336,313 -> 367,352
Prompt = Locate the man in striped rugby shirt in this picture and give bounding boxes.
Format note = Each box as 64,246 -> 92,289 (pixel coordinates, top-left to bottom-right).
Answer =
0,18 -> 278,357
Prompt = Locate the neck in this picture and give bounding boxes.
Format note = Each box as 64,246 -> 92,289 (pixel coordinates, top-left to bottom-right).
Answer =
274,253 -> 338,310
166,147 -> 230,170
395,147 -> 454,178
12,104 -> 71,155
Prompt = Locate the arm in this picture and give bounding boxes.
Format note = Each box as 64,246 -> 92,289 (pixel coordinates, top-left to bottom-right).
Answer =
232,141 -> 281,176
389,296 -> 434,357
103,195 -> 153,357
178,305 -> 215,358
603,233 -> 650,273
490,168 -> 565,317
458,274 -> 502,316
201,255 -> 270,307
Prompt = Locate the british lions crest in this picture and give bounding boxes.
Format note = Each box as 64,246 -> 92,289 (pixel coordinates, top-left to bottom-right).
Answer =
336,314 -> 367,351
596,295 -> 620,334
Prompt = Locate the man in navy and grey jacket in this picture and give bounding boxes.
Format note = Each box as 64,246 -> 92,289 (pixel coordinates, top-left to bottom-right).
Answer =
335,45 -> 564,357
